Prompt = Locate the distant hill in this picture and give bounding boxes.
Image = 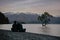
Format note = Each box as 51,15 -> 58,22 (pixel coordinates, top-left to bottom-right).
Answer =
4,12 -> 60,24
49,17 -> 60,24
4,12 -> 39,23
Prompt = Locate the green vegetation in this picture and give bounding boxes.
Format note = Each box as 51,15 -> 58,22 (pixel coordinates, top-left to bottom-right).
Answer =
38,12 -> 53,26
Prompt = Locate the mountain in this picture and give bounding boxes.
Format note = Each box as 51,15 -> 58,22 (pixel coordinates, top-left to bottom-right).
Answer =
4,12 -> 60,24
50,17 -> 60,24
4,12 -> 39,23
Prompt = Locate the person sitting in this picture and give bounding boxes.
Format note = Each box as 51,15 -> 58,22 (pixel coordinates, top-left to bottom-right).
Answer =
11,21 -> 26,32
11,21 -> 18,32
17,23 -> 26,32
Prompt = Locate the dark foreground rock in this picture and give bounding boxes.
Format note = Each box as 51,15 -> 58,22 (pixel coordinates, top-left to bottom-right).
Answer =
0,29 -> 60,40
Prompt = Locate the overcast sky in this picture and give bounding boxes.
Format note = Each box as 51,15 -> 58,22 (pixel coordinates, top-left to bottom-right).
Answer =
0,0 -> 60,16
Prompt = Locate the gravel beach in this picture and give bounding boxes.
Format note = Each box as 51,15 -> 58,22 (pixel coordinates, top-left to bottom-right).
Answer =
0,29 -> 60,40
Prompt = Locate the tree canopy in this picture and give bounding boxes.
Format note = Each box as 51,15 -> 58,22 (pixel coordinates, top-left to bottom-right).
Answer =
38,12 -> 53,26
0,12 -> 9,24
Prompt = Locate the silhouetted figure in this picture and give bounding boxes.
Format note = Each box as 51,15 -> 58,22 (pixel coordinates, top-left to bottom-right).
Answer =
17,23 -> 26,32
11,21 -> 26,32
11,21 -> 18,32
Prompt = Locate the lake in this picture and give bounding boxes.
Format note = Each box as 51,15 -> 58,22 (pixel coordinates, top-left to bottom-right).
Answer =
0,24 -> 60,37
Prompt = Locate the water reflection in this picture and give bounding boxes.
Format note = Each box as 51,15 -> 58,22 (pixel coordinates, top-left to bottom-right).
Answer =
40,26 -> 50,33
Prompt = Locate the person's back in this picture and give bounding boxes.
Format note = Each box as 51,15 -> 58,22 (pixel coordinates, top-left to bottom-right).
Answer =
11,21 -> 18,32
12,23 -> 17,28
17,23 -> 26,32
17,23 -> 23,32
11,22 -> 26,32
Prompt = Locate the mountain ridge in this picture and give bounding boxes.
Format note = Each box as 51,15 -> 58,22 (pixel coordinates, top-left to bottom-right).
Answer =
4,12 -> 60,24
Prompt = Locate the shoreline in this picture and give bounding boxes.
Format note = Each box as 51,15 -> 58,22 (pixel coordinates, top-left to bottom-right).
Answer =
0,29 -> 60,40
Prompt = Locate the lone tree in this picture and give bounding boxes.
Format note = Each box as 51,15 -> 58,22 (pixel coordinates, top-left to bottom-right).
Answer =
0,12 -> 9,24
38,12 -> 53,26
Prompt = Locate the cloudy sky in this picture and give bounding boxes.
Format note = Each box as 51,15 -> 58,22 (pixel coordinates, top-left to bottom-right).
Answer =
0,0 -> 60,16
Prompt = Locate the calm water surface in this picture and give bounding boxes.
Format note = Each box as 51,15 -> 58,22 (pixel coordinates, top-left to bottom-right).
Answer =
0,24 -> 60,37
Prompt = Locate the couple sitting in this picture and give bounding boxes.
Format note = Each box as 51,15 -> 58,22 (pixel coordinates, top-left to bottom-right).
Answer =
11,21 -> 26,32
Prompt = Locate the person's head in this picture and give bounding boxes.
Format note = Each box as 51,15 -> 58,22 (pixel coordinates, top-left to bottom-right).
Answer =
14,21 -> 17,24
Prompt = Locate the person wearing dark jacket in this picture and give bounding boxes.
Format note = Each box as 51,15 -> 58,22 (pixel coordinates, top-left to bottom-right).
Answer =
11,21 -> 18,32
11,21 -> 26,32
17,23 -> 26,32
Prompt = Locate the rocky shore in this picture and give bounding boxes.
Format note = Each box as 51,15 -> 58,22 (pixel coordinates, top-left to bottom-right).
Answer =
0,29 -> 60,40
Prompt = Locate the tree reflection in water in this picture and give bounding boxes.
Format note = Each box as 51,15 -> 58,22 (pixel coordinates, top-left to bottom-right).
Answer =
40,26 -> 51,33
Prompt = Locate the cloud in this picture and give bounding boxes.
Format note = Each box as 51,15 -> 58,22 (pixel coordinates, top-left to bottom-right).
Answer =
0,0 -> 60,16
0,0 -> 60,7
0,0 -> 26,6
10,0 -> 60,8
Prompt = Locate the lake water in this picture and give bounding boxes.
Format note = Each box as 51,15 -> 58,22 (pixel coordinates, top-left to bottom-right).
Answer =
0,24 -> 60,37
